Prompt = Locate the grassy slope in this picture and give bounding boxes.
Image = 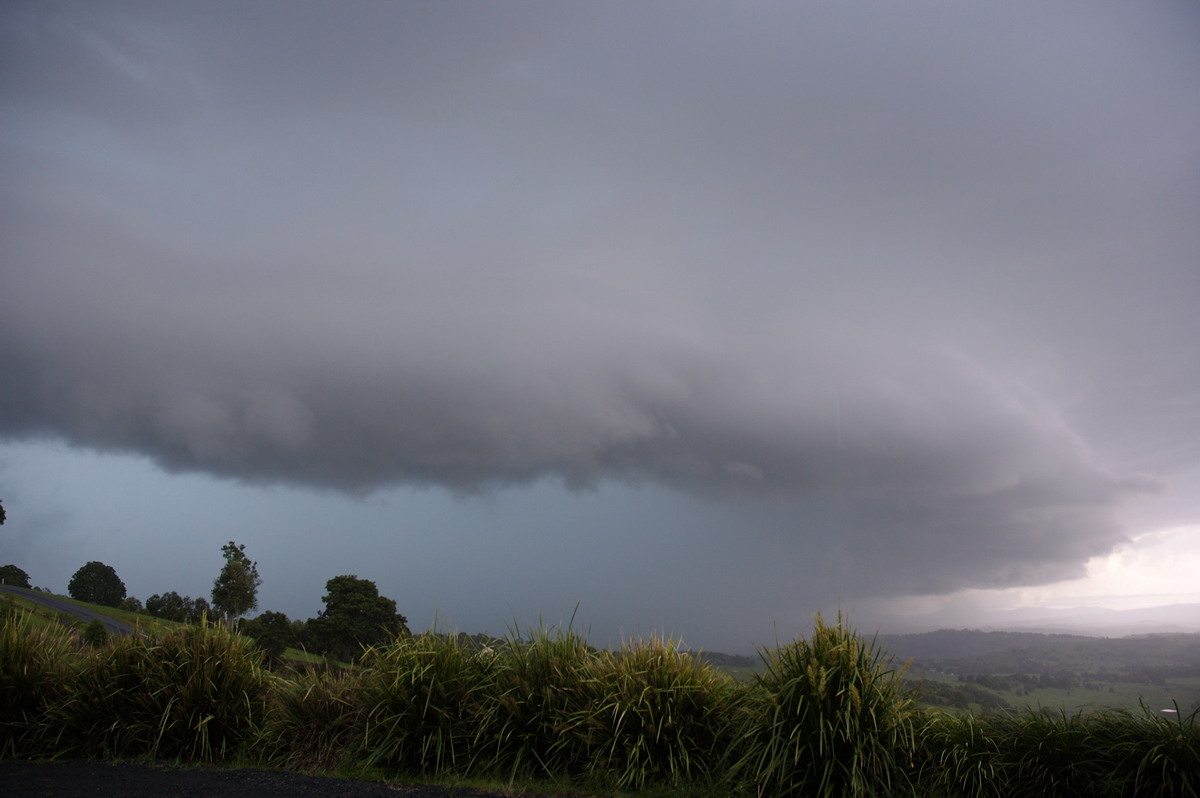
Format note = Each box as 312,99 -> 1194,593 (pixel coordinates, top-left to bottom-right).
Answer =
2,589 -> 174,632
1,590 -> 326,664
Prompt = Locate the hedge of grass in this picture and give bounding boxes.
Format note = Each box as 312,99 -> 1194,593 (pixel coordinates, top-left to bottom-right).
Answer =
2,606 -> 1195,796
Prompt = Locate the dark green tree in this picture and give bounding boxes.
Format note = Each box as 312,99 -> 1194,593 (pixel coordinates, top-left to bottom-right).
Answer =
144,592 -> 210,624
67,561 -> 126,607
145,591 -> 190,622
119,596 -> 144,613
0,564 -> 31,588
306,575 -> 409,662
241,610 -> 298,668
190,596 -> 211,624
0,499 -> 6,524
211,541 -> 261,627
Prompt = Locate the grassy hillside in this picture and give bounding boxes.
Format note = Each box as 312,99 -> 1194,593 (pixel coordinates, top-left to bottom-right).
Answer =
0,589 -> 176,633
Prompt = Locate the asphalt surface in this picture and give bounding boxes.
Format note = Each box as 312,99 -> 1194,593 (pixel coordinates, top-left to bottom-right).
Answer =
0,584 -> 133,635
0,761 -> 596,798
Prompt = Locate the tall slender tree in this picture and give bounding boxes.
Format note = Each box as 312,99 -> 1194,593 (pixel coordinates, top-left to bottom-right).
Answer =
211,541 -> 261,628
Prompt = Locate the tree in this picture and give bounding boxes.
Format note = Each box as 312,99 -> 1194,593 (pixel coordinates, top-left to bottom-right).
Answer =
145,591 -> 190,622
0,499 -> 6,524
145,592 -> 210,624
190,596 -> 211,624
241,610 -> 298,668
0,564 -> 31,588
211,541 -> 261,627
67,561 -> 126,607
305,575 -> 409,662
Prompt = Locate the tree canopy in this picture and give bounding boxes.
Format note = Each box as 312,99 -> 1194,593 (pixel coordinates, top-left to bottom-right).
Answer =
241,610 -> 298,668
0,564 -> 31,588
306,574 -> 409,661
68,561 -> 126,607
211,541 -> 261,626
145,591 -> 210,623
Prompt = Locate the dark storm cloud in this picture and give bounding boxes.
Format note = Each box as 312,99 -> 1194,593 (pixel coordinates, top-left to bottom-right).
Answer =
3,0 -> 1198,602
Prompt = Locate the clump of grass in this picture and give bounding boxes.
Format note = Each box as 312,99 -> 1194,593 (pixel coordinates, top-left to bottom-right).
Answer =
910,710 -> 1007,797
577,637 -> 737,791
1120,702 -> 1199,797
728,612 -> 917,797
42,623 -> 269,762
481,626 -> 599,781
995,708 -> 1121,797
357,631 -> 492,775
0,606 -> 77,756
911,702 -> 1200,798
257,665 -> 367,773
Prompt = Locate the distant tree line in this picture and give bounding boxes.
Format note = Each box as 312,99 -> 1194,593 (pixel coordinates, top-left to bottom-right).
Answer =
5,542 -> 411,669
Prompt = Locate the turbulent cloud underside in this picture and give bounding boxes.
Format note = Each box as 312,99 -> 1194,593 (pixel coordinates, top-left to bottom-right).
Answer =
3,1 -> 1198,604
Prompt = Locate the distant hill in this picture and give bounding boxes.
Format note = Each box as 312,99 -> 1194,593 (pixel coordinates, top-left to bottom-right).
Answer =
877,628 -> 1200,714
880,628 -> 1200,673
967,603 -> 1200,636
878,629 -> 1093,661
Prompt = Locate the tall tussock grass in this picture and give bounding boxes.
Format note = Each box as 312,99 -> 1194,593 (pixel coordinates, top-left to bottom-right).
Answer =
482,627 -> 599,780
257,665 -> 367,773
912,704 -> 1199,797
42,623 -> 270,762
343,627 -> 734,790
579,637 -> 736,790
728,612 -> 917,797
3,604 -> 1196,797
357,631 -> 494,775
0,607 -> 76,756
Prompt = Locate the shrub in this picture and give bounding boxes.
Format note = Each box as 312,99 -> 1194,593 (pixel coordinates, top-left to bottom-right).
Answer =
82,618 -> 108,647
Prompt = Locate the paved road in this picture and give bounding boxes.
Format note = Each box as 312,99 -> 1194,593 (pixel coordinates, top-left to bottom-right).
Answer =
0,583 -> 133,635
0,761 -> 599,797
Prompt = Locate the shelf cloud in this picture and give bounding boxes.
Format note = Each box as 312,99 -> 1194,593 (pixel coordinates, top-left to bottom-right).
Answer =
2,1 -> 1197,642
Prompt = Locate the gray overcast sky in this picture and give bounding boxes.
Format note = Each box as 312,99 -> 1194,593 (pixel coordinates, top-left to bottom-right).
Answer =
2,1 -> 1199,651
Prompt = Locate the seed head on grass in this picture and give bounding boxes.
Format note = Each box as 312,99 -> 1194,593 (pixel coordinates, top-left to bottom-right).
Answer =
578,637 -> 737,791
728,612 -> 917,798
479,625 -> 599,781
